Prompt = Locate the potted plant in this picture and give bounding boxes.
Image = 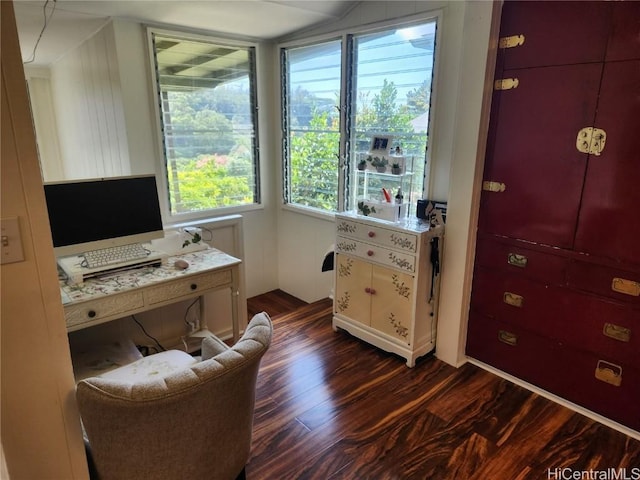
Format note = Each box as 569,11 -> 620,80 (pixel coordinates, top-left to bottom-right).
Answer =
357,158 -> 367,171
391,162 -> 401,175
371,156 -> 388,173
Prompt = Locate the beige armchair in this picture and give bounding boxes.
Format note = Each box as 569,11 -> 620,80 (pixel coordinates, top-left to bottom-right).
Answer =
76,312 -> 272,480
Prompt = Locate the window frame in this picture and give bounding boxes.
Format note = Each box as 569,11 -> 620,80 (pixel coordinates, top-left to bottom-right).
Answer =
146,27 -> 263,224
279,12 -> 442,219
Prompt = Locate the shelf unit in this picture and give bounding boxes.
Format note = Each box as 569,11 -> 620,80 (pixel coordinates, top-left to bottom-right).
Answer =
352,156 -> 415,223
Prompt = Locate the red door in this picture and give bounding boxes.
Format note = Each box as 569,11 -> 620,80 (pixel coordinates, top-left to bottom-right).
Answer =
574,60 -> 640,265
478,63 -> 602,247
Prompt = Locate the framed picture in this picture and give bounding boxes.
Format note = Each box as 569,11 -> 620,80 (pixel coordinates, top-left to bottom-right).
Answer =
369,135 -> 393,156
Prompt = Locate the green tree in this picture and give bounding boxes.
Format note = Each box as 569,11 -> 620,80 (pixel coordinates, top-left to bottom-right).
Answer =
289,110 -> 340,210
406,79 -> 430,116
357,80 -> 413,134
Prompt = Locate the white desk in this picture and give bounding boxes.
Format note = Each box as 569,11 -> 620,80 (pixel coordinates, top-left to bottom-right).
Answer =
60,248 -> 242,341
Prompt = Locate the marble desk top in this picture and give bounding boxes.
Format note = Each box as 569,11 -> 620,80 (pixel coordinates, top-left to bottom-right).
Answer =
59,248 -> 241,305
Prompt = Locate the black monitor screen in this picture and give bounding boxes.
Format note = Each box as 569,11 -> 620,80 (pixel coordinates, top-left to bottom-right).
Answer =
44,175 -> 164,256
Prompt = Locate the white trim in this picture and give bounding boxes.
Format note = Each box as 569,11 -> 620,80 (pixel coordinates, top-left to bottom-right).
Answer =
467,357 -> 640,441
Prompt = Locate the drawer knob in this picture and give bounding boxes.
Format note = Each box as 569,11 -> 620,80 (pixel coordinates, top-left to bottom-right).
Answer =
87,310 -> 97,318
368,231 -> 375,238
190,284 -> 198,290
364,287 -> 376,295
367,250 -> 374,257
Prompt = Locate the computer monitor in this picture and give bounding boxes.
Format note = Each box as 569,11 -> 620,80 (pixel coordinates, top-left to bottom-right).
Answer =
44,175 -> 165,258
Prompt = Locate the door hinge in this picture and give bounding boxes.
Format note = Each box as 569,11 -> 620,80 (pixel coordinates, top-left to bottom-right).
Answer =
499,34 -> 525,49
494,78 -> 519,90
576,127 -> 607,156
482,181 -> 506,193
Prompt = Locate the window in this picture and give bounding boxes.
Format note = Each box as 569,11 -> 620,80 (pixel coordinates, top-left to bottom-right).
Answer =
281,40 -> 342,212
149,30 -> 260,218
281,19 -> 438,214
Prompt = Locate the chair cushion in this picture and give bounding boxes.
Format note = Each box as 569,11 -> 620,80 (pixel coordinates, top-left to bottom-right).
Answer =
99,349 -> 197,383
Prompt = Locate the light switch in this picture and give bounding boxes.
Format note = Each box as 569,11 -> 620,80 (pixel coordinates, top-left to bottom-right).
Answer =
1,217 -> 25,264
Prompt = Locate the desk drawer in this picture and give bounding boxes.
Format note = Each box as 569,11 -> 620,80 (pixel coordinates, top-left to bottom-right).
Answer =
65,291 -> 144,328
336,218 -> 418,253
336,236 -> 416,273
146,270 -> 232,305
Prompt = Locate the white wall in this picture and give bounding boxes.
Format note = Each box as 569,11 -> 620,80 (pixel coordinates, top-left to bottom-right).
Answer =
275,1 -> 496,367
49,21 -> 131,179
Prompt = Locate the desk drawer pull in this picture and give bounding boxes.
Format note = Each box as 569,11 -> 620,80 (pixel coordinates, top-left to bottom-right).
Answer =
595,360 -> 622,387
498,330 -> 517,346
87,310 -> 97,318
190,283 -> 198,290
603,323 -> 631,343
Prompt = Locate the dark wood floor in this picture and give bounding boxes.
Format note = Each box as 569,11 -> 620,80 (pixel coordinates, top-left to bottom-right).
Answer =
246,291 -> 640,480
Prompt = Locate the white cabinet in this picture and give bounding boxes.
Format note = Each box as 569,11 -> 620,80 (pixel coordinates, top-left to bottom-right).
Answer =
333,212 -> 443,367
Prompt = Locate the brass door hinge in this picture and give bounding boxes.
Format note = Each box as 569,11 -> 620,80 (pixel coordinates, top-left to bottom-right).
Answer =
494,78 -> 519,90
482,181 -> 506,193
499,34 -> 525,49
576,127 -> 607,156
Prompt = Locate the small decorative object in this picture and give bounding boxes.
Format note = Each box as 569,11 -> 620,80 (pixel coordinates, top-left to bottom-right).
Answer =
369,135 -> 394,157
391,162 -> 401,174
357,158 -> 367,171
395,145 -> 402,155
357,201 -> 377,216
182,230 -> 202,248
371,156 -> 388,173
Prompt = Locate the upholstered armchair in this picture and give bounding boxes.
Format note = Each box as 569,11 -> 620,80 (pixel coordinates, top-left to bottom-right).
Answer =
76,312 -> 272,480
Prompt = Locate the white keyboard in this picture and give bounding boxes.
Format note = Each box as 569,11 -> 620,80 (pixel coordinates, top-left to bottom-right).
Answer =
82,243 -> 149,269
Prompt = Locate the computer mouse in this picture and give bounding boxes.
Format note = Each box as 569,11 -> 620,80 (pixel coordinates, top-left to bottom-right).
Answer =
174,259 -> 189,270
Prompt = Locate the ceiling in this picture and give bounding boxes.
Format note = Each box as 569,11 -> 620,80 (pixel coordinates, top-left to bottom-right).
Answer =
14,0 -> 357,66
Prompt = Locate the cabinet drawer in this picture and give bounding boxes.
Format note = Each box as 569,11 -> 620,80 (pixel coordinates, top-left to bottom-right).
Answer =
475,235 -> 568,285
336,236 -> 416,273
466,312 -> 640,430
567,260 -> 640,306
336,218 -> 418,253
146,270 -> 232,305
65,291 -> 144,328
